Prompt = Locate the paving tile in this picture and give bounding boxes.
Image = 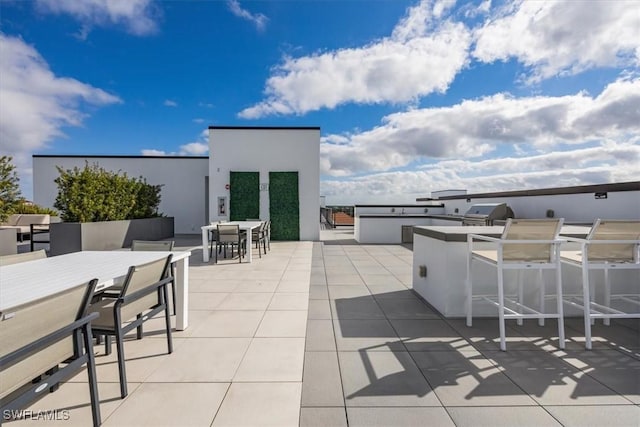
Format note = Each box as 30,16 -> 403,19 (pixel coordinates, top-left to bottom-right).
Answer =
306,319 -> 337,351
103,382 -> 229,427
346,407 -> 454,427
310,285 -> 329,299
333,319 -> 401,352
146,338 -> 251,382
446,318 -> 541,351
376,298 -> 440,319
233,280 -> 279,293
485,350 -> 630,405
326,274 -> 365,286
446,406 -> 561,427
359,274 -> 403,286
328,285 -> 371,299
189,278 -> 239,292
369,287 -> 418,299
390,319 -> 473,351
188,292 -> 229,310
212,382 -> 301,427
255,310 -> 308,337
330,296 -> 386,320
70,336 -> 177,384
301,352 -> 345,406
338,350 -> 441,406
216,292 -> 273,310
565,318 -> 640,350
299,408 -> 347,427
307,299 -> 332,319
281,270 -> 311,282
18,382 -> 128,427
544,405 -> 640,427
268,292 -> 310,310
558,350 -> 640,403
189,310 -> 264,337
411,349 -> 536,406
234,337 -> 305,381
277,280 -> 311,292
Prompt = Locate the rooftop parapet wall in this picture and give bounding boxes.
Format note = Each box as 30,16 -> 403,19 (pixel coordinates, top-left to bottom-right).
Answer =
416,182 -> 640,221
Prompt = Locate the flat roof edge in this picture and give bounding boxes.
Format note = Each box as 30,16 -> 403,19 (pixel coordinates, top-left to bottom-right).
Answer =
208,126 -> 320,130
416,181 -> 640,201
33,155 -> 209,159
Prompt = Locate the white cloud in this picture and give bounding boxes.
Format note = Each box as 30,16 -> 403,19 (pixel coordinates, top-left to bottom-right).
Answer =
227,0 -> 268,31
321,143 -> 640,204
473,0 -> 640,83
141,129 -> 209,156
320,76 -> 640,176
35,0 -> 160,38
141,149 -> 166,156
192,118 -> 205,124
0,33 -> 121,193
163,99 -> 177,107
179,142 -> 208,155
239,0 -> 471,118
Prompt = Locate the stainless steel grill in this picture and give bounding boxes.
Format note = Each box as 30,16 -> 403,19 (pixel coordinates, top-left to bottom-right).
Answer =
462,203 -> 514,226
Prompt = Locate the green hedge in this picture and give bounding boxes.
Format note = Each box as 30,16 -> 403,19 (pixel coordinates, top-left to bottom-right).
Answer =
269,172 -> 299,241
229,171 -> 259,221
53,163 -> 162,222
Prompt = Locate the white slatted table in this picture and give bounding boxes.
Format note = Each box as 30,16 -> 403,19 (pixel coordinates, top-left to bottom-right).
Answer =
0,250 -> 191,330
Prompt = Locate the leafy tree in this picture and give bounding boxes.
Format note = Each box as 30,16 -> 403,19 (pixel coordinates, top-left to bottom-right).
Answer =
54,163 -> 162,222
0,156 -> 22,222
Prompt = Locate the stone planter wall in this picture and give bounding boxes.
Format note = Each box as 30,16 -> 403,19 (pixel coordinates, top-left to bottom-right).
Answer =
50,217 -> 174,256
0,228 -> 18,256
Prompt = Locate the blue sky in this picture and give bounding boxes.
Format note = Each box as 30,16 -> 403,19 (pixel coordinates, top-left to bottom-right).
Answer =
1,0 -> 639,204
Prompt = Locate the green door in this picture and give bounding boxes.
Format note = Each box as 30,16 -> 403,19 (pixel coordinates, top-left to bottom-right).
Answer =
229,171 -> 259,221
269,172 -> 299,240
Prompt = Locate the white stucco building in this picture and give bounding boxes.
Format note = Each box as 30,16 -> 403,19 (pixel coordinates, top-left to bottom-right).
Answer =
32,126 -> 321,239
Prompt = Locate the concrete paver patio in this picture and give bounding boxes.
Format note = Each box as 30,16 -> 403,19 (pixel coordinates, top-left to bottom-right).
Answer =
7,229 -> 640,426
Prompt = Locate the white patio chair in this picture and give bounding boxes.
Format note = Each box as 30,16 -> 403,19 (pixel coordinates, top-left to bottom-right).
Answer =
561,219 -> 640,349
466,218 -> 565,351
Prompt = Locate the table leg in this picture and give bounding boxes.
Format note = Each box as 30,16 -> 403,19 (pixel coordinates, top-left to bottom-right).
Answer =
246,229 -> 253,263
174,257 -> 189,331
201,228 -> 209,262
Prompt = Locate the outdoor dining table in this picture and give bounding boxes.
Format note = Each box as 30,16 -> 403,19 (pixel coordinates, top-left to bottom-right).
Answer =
200,221 -> 263,263
0,250 -> 191,330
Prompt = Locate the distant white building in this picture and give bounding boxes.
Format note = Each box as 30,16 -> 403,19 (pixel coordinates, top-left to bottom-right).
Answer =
32,126 -> 321,240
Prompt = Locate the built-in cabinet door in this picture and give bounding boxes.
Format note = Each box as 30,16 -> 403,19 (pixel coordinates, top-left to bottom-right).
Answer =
269,171 -> 299,240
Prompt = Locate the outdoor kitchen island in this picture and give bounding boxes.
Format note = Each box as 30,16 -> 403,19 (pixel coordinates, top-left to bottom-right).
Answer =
411,225 -> 592,318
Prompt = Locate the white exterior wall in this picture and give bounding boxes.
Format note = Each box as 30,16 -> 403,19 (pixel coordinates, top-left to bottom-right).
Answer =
442,190 -> 640,221
353,205 -> 446,243
209,127 -> 320,241
33,156 -> 209,234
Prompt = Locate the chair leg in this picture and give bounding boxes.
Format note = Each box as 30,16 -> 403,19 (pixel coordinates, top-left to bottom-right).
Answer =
83,325 -> 102,427
603,268 -> 611,326
114,326 -> 128,398
582,263 -> 593,350
555,260 -> 565,349
517,271 -> 524,326
163,285 -> 173,354
136,314 -> 143,339
466,256 -> 473,327
104,335 -> 112,355
538,269 -> 545,327
170,264 -> 176,315
497,267 -> 507,351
